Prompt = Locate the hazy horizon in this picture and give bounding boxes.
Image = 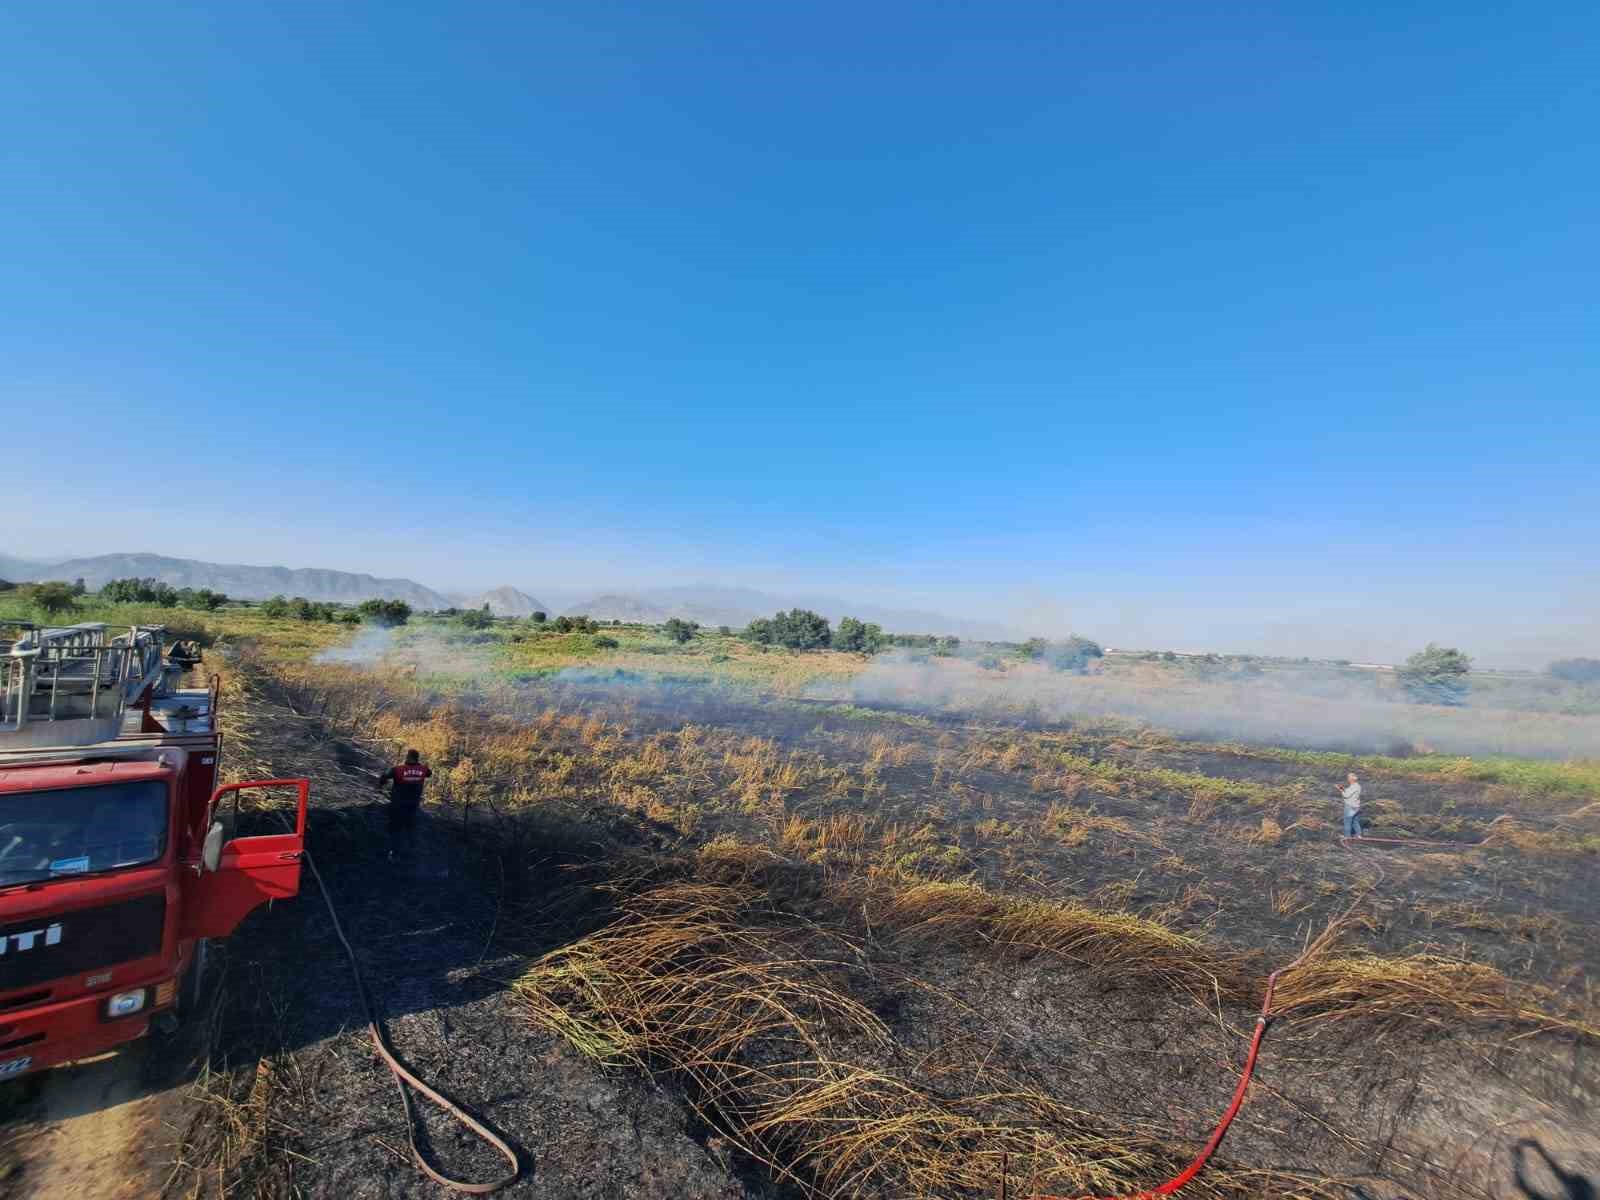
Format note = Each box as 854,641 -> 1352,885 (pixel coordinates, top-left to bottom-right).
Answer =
4,540 -> 1593,670
6,5 -> 1596,672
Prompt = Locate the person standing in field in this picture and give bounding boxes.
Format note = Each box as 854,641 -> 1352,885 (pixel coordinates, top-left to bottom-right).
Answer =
376,749 -> 432,861
1337,772 -> 1363,838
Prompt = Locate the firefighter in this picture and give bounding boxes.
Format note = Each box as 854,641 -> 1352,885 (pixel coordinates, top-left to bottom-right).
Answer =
375,749 -> 432,862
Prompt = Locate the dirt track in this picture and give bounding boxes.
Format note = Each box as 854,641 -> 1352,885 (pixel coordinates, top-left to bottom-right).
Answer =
1,1010 -> 199,1198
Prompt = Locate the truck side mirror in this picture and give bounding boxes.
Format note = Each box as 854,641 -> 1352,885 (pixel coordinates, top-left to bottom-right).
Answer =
202,821 -> 225,872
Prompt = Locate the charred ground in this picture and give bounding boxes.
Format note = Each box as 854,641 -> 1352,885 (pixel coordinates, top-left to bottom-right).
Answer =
143,639 -> 1600,1200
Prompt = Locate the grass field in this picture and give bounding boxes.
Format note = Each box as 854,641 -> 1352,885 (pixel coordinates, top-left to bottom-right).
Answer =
7,593 -> 1598,1197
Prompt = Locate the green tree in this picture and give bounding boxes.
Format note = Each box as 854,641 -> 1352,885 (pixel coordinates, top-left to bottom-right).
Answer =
72,577 -> 87,596
261,595 -> 291,618
1014,637 -> 1048,661
747,609 -> 831,650
833,616 -> 886,654
31,581 -> 78,616
663,617 -> 699,644
1398,643 -> 1472,705
356,598 -> 411,626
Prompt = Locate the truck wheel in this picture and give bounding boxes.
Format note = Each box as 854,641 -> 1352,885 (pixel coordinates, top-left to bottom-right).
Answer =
177,938 -> 210,1019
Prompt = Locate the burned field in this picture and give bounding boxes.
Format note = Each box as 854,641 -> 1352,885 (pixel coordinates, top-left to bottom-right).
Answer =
165,649 -> 1599,1200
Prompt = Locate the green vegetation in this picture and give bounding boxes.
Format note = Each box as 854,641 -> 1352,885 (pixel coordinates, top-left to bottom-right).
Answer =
1216,742 -> 1600,803
552,614 -> 599,633
354,597 -> 411,626
1398,643 -> 1472,705
832,616 -> 886,653
457,605 -> 495,630
28,581 -> 78,616
744,608 -> 832,650
1045,635 -> 1104,673
663,617 -> 699,644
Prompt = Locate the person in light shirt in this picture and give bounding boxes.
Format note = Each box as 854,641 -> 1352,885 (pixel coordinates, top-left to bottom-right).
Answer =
1338,772 -> 1363,838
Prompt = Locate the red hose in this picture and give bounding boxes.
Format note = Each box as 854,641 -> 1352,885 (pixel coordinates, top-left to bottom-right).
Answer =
1024,970 -> 1285,1200
1339,833 -> 1487,848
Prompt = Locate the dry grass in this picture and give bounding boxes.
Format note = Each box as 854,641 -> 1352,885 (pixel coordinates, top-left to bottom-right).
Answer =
836,876 -> 1252,1004
1038,801 -> 1143,848
513,880 -> 1326,1200
1273,954 -> 1600,1041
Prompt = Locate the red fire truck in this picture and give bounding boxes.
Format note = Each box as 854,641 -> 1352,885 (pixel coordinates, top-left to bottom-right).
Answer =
0,621 -> 309,1081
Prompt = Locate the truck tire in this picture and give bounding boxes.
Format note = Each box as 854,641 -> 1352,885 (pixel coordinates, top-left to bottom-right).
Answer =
177,938 -> 210,1019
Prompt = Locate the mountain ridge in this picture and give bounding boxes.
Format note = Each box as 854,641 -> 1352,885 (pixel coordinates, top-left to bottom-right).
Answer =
5,552 -> 452,609
458,586 -> 548,617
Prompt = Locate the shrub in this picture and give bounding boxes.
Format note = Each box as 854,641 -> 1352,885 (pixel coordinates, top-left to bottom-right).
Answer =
1550,658 -> 1600,684
1398,643 -> 1472,705
458,606 -> 495,630
833,616 -> 886,654
0,579 -> 14,592
1014,638 -> 1048,661
717,625 -> 732,637
593,635 -> 619,649
1043,635 -> 1103,673
554,615 -> 597,634
261,595 -> 291,618
356,598 -> 412,627
935,636 -> 960,657
663,618 -> 699,644
72,578 -> 87,596
176,587 -> 227,610
531,611 -> 547,624
29,581 -> 78,616
101,576 -> 179,606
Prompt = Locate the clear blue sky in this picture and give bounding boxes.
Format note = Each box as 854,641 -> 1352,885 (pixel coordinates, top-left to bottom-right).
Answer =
4,3 -> 1596,664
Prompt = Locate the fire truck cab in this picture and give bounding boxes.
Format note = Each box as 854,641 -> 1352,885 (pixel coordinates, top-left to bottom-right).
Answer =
0,621 -> 308,1081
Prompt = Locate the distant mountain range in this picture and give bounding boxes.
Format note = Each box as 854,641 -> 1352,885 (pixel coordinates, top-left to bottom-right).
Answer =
3,552 -> 453,610
3,551 -> 1018,639
455,586 -> 548,617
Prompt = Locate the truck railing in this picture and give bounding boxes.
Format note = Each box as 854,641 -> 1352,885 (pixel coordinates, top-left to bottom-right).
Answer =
0,622 -> 170,731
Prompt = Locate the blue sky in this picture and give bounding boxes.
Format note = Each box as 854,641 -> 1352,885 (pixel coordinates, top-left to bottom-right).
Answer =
4,3 -> 1596,664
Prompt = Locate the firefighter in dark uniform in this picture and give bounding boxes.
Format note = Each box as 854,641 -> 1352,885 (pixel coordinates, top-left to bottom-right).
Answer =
375,749 -> 431,861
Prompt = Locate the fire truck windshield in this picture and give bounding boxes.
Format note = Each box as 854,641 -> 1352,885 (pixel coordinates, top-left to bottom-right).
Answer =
0,781 -> 170,884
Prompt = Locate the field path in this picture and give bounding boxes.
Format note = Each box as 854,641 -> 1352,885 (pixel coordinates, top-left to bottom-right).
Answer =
5,1026 -> 200,1199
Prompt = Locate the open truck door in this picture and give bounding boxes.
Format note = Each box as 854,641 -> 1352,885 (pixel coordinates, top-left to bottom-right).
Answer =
180,778 -> 309,940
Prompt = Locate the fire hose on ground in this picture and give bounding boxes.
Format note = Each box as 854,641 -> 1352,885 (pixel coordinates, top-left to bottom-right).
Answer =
1013,861 -> 1389,1200
299,844 -> 521,1194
